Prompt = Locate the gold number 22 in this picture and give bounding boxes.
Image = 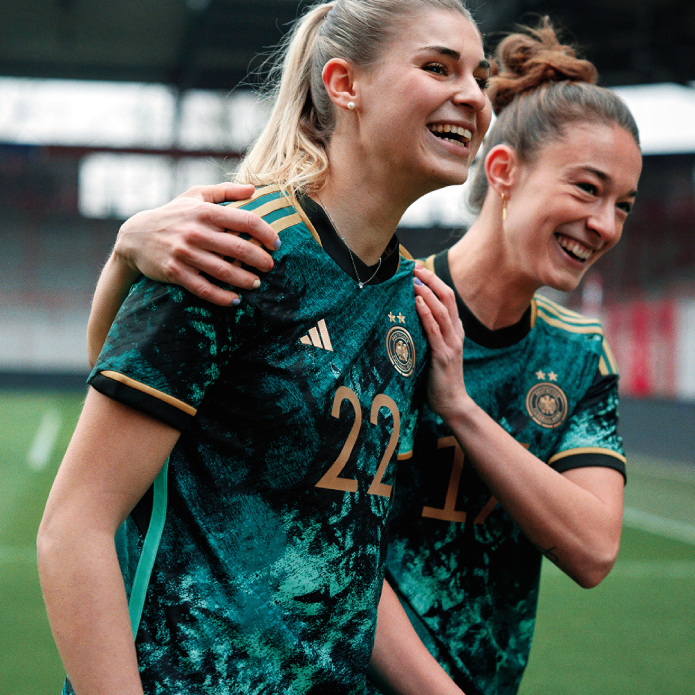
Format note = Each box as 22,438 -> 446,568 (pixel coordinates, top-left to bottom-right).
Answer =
315,386 -> 400,497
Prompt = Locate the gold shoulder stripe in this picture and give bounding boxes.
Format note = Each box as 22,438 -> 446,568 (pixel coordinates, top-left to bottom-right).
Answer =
536,306 -> 604,335
100,371 -> 197,417
251,195 -> 295,219
601,338 -> 619,374
535,295 -> 600,326
549,447 -> 626,465
530,297 -> 539,329
224,184 -> 283,210
422,254 -> 436,272
292,200 -> 322,245
271,211 -> 304,234
399,244 -> 414,260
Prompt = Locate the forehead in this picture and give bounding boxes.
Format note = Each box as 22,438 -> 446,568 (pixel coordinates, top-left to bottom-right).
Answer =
386,8 -> 484,59
536,121 -> 642,191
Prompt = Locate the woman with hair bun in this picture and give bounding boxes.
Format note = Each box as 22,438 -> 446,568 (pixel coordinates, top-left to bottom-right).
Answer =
38,1 -> 491,694
76,16 -> 642,695
376,18 -> 642,695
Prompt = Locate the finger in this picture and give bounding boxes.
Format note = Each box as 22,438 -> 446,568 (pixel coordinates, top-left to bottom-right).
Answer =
413,266 -> 463,339
170,267 -> 242,307
413,284 -> 449,354
203,204 -> 281,254
165,244 -> 263,292
183,182 -> 256,206
184,227 -> 274,274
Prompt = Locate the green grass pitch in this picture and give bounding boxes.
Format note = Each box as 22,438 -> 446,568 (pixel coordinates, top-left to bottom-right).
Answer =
1,389 -> 693,695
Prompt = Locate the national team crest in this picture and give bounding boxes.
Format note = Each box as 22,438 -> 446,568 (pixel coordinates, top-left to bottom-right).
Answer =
526,382 -> 568,428
386,326 -> 416,377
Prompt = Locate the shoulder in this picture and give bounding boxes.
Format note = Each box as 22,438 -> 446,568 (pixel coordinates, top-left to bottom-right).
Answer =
224,185 -> 317,240
532,294 -> 618,376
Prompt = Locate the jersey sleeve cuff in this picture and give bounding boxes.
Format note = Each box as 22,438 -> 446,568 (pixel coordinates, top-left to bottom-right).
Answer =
549,448 -> 626,481
89,370 -> 196,432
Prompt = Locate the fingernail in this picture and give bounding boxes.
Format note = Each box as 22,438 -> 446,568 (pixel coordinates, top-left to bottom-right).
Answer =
232,297 -> 241,306
252,278 -> 261,289
274,238 -> 282,250
268,259 -> 274,270
414,277 -> 423,286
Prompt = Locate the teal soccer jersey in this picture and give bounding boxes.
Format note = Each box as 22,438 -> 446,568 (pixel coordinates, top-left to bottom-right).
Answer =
382,250 -> 625,695
79,186 -> 428,695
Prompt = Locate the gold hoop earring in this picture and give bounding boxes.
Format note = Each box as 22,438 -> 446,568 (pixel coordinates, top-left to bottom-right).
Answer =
501,193 -> 507,222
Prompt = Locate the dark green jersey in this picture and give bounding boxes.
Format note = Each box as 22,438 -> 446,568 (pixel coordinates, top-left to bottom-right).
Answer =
382,251 -> 625,695
79,186 -> 428,695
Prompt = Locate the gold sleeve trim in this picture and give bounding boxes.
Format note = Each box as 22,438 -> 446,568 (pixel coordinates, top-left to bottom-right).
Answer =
100,370 -> 197,416
549,447 -> 626,465
398,450 -> 414,461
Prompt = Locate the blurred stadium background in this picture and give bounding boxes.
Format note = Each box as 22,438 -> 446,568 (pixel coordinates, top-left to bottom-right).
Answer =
0,1 -> 693,693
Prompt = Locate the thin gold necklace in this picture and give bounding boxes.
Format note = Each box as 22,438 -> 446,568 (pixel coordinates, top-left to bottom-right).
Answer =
317,194 -> 382,289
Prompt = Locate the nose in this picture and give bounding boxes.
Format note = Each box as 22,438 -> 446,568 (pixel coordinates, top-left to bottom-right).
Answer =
587,201 -> 621,244
453,73 -> 488,114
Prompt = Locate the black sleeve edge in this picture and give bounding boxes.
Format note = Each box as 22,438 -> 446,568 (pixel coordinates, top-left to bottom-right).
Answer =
89,372 -> 191,432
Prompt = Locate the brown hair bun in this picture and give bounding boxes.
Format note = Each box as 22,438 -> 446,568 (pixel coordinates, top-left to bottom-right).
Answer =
488,17 -> 598,115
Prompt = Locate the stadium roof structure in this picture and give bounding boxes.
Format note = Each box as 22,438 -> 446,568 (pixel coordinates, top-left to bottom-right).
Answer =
1,0 -> 694,92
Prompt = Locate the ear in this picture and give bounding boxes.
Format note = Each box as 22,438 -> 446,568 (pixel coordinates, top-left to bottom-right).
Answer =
323,58 -> 358,111
484,145 -> 518,197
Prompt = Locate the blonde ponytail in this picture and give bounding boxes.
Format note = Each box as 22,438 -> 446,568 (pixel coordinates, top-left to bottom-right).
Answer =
237,0 -> 474,196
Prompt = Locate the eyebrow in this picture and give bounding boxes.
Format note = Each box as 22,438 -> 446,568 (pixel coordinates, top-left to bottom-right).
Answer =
422,46 -> 490,70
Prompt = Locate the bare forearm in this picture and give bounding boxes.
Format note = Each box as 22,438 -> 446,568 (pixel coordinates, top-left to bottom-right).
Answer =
441,396 -> 623,587
368,582 -> 465,695
38,528 -> 144,694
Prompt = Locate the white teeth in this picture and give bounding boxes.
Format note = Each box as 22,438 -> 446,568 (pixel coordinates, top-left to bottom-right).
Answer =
428,124 -> 472,143
558,236 -> 592,260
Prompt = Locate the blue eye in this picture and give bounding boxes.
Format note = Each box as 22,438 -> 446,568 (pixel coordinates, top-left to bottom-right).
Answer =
424,63 -> 448,76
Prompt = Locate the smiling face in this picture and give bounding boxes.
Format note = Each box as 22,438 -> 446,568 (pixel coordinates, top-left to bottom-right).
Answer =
351,9 -> 492,200
501,121 -> 642,293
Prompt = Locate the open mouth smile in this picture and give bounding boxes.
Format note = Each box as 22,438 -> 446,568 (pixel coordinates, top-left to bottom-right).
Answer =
557,234 -> 593,262
427,123 -> 472,148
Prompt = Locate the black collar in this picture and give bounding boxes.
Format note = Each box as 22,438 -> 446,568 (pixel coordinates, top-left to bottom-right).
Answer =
432,249 -> 532,349
298,194 -> 400,286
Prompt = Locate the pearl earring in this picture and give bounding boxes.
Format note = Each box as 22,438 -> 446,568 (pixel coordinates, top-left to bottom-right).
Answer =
347,101 -> 355,110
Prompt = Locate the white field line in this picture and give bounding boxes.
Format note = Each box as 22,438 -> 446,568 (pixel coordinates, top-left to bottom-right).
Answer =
623,507 -> 695,545
27,408 -> 62,471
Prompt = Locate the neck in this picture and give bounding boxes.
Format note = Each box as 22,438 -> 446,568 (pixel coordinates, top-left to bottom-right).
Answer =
448,211 -> 540,330
314,133 -> 426,265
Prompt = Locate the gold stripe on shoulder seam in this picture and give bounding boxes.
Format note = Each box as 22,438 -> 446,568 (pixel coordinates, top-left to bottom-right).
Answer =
225,184 -> 283,210
536,307 -> 603,335
422,254 -> 436,272
549,447 -> 626,465
251,195 -> 295,219
271,212 -> 304,234
535,296 -> 597,324
293,199 -> 322,245
100,371 -> 197,416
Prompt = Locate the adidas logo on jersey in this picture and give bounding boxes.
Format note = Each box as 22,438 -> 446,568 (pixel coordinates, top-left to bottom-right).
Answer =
300,319 -> 333,351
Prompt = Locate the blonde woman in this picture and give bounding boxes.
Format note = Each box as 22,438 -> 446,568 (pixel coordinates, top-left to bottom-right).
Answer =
38,1 -> 491,694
